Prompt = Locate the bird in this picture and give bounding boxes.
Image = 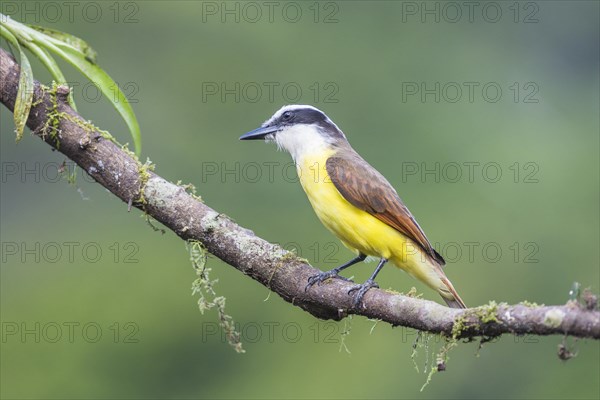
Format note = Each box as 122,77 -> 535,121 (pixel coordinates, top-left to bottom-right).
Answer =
240,105 -> 466,309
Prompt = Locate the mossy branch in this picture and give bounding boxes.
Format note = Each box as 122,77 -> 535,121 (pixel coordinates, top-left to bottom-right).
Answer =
1,47 -> 598,340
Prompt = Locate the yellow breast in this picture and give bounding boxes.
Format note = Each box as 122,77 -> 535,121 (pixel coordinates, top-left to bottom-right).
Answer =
296,150 -> 415,262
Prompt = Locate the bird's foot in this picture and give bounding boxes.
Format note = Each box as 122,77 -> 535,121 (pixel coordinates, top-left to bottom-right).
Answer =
347,279 -> 379,309
305,270 -> 349,291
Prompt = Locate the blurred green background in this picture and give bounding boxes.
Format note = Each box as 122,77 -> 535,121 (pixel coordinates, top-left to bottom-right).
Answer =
1,1 -> 599,399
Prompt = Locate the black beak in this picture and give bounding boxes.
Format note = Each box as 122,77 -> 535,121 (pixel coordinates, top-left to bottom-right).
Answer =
239,125 -> 281,140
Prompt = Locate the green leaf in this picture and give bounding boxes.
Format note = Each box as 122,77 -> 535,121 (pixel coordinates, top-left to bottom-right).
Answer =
20,40 -> 77,111
26,24 -> 98,63
34,37 -> 142,155
0,25 -> 34,142
1,15 -> 141,155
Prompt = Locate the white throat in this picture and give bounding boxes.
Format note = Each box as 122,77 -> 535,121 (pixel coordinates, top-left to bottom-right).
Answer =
271,124 -> 333,162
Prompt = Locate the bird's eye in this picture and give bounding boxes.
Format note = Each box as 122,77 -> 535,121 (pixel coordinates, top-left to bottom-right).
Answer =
282,111 -> 293,121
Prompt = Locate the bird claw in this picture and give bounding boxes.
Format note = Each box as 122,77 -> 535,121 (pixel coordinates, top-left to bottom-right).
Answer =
305,270 -> 349,291
347,280 -> 379,308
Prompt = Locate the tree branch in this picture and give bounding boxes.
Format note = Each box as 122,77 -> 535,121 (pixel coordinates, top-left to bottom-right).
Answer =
1,47 -> 598,340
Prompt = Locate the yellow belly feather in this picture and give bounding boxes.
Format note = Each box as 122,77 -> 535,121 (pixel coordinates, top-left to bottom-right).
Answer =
296,150 -> 440,287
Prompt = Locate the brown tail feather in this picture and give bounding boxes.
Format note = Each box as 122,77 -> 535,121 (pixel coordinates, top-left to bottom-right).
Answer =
439,275 -> 467,309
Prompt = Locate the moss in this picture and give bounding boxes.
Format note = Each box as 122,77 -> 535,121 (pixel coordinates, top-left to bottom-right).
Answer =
451,313 -> 469,340
136,158 -> 155,206
135,160 -> 166,234
31,88 -> 45,108
450,301 -> 502,342
176,180 -> 203,203
404,286 -> 423,298
120,142 -> 138,159
40,82 -> 61,146
188,240 -> 244,353
383,288 -> 402,295
143,214 -> 165,234
420,336 -> 455,392
410,329 -> 458,391
280,250 -> 297,261
519,300 -> 542,308
368,318 -> 381,335
475,301 -> 500,324
62,112 -> 112,147
411,331 -> 430,373
38,83 -> 117,155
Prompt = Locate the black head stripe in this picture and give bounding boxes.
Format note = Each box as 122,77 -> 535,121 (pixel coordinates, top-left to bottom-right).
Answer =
281,107 -> 346,140
292,108 -> 327,125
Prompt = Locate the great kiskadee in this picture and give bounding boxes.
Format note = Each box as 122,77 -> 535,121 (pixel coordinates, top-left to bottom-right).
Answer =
240,105 -> 466,309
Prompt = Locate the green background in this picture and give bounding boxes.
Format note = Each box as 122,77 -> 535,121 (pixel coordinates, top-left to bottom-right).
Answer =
1,1 -> 598,399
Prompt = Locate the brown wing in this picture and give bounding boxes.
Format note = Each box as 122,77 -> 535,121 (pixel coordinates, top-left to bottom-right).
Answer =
326,153 -> 445,265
